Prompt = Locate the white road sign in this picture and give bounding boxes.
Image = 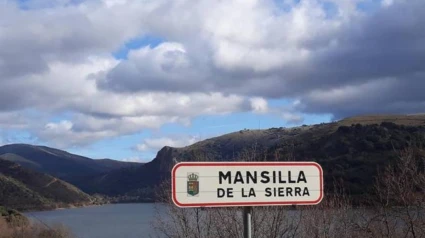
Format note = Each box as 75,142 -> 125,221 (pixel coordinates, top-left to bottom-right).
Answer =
171,161 -> 323,207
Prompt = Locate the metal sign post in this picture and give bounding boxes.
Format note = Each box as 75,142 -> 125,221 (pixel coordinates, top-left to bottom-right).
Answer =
243,206 -> 252,238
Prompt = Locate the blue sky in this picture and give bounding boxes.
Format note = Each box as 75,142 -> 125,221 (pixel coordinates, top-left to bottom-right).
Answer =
0,0 -> 424,162
113,36 -> 164,60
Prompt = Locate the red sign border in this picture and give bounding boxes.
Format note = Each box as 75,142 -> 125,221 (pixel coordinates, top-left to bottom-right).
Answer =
171,161 -> 324,208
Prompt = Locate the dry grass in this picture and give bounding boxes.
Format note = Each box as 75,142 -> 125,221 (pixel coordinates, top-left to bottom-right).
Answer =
0,217 -> 73,238
339,114 -> 425,127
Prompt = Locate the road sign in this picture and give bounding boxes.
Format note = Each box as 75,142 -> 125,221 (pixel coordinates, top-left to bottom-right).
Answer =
171,161 -> 323,207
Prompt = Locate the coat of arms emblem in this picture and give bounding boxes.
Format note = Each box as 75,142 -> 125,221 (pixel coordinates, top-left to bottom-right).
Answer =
187,173 -> 199,196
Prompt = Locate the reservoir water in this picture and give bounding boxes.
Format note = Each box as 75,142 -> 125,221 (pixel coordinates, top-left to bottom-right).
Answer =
25,203 -> 161,238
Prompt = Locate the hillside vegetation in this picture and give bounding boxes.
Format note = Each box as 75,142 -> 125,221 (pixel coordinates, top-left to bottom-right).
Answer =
0,158 -> 92,211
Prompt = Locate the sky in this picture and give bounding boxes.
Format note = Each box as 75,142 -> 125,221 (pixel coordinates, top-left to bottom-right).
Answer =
0,0 -> 424,162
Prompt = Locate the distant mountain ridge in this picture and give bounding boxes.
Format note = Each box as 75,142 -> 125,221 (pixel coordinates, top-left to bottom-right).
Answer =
95,158 -> 143,170
0,144 -> 141,184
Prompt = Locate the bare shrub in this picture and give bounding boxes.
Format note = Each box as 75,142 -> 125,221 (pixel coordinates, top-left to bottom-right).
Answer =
153,146 -> 425,238
152,179 -> 358,238
0,217 -> 14,238
296,182 -> 358,238
366,145 -> 425,238
35,223 -> 73,238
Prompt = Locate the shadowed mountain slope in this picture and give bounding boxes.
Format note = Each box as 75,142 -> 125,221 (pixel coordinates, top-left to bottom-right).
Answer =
0,144 -> 140,183
0,158 -> 92,211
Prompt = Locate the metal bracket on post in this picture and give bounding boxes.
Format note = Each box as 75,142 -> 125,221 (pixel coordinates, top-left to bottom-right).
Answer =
243,206 -> 252,238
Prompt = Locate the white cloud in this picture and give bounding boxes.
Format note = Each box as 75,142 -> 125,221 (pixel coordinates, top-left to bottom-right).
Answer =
0,55 -> 249,147
34,114 -> 193,148
45,120 -> 73,131
0,112 -> 30,129
250,97 -> 269,114
37,120 -> 115,148
382,0 -> 393,6
136,136 -> 200,151
8,55 -> 247,118
135,144 -> 148,152
0,0 -> 424,148
282,112 -> 304,124
121,156 -> 145,163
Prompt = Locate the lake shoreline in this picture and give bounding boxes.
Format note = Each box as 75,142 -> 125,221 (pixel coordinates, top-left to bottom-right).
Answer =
22,201 -> 159,213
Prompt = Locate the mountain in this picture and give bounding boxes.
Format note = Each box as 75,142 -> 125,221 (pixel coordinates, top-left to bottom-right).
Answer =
78,114 -> 425,202
95,158 -> 142,170
0,158 -> 92,211
0,144 -> 140,183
